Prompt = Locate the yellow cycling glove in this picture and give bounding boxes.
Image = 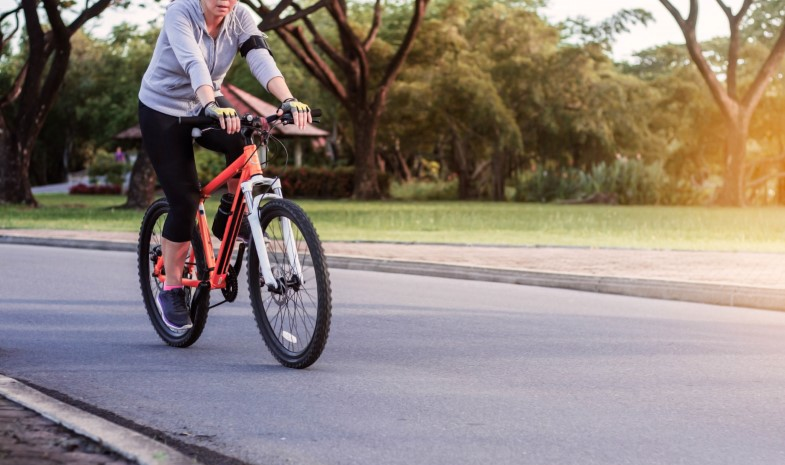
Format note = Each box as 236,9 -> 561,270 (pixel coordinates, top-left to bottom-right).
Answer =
280,98 -> 311,114
204,101 -> 238,120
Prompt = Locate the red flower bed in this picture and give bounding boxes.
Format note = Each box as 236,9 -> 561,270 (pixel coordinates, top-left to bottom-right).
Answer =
68,183 -> 122,195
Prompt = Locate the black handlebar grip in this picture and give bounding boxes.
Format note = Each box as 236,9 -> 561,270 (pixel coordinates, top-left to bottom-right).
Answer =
181,109 -> 323,126
178,115 -> 215,125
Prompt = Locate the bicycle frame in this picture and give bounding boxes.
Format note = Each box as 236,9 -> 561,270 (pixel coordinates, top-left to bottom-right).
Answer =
156,141 -> 300,292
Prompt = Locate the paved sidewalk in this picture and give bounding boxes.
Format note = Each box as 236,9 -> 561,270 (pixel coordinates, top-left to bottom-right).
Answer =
2,228 -> 785,310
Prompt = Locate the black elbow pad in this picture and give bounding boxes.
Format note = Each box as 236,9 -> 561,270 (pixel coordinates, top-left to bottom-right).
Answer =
240,35 -> 274,59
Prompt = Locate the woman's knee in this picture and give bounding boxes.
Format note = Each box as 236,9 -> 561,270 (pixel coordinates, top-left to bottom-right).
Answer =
162,188 -> 200,242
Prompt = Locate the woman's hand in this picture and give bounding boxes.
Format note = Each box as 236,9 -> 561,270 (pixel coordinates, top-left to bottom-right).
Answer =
278,98 -> 312,130
205,101 -> 241,134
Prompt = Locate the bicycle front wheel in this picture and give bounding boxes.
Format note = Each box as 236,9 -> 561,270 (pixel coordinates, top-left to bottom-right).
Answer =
247,199 -> 332,368
138,198 -> 210,347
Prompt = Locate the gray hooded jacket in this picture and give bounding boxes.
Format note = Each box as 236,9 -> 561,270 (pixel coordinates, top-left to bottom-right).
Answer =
139,0 -> 282,116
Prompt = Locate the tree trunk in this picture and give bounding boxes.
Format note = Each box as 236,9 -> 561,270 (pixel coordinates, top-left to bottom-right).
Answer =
394,138 -> 412,182
123,148 -> 156,209
777,135 -> 785,205
352,115 -> 382,199
450,128 -> 475,200
0,130 -> 36,205
715,120 -> 749,206
491,145 -> 506,201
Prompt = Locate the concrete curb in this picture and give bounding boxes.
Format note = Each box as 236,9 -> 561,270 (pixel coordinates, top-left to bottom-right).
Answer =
327,257 -> 785,312
2,234 -> 784,312
0,375 -> 197,465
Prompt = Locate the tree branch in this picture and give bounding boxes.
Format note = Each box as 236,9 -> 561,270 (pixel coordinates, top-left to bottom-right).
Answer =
363,0 -> 382,51
323,0 -> 368,102
742,25 -> 785,110
275,26 -> 349,105
658,0 -> 686,28
296,4 -> 351,69
42,0 -> 69,39
0,4 -> 22,23
0,62 -> 27,109
0,5 -> 22,54
265,0 -> 294,22
325,0 -> 365,59
659,0 -> 735,119
746,152 -> 785,174
19,0 -> 48,114
67,0 -> 114,35
736,0 -> 754,21
720,0 -> 753,99
748,170 -> 785,189
257,0 -> 327,31
714,0 -> 733,21
686,0 -> 698,27
372,0 -> 429,116
291,25 -> 349,100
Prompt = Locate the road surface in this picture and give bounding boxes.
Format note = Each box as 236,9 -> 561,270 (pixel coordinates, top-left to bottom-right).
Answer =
1,244 -> 784,465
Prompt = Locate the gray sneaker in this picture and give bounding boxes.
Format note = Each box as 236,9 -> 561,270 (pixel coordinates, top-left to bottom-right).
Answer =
156,288 -> 193,330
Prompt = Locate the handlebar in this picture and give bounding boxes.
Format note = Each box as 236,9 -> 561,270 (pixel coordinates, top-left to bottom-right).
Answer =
178,109 -> 322,128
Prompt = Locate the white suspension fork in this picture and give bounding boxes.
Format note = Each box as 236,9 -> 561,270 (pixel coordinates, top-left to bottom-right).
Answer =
241,176 -> 304,289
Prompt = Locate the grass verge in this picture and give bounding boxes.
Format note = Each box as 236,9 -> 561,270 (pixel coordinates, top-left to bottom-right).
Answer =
2,194 -> 785,252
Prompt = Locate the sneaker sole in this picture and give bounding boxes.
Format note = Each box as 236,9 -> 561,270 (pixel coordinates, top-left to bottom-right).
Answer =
155,293 -> 194,331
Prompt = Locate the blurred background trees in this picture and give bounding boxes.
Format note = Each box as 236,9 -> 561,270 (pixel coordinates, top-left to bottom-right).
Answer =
4,0 -> 785,206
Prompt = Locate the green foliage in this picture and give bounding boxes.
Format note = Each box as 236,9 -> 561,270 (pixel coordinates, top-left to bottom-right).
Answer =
193,146 -> 390,198
11,0 -> 785,206
267,166 -> 390,199
87,149 -> 128,186
514,166 -> 584,203
515,156 -> 707,205
194,148 -> 226,186
563,9 -> 654,52
26,25 -> 157,184
390,180 -> 459,201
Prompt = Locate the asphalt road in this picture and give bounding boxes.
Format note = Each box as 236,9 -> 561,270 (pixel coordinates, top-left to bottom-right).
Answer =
1,243 -> 785,465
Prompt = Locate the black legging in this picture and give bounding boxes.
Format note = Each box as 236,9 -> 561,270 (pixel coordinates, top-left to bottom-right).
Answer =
138,99 -> 245,242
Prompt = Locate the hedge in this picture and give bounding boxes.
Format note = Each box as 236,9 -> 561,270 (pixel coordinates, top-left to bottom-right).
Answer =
262,166 -> 390,198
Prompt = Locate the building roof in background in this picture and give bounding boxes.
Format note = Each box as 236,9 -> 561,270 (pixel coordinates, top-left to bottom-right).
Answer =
114,126 -> 142,140
221,83 -> 328,138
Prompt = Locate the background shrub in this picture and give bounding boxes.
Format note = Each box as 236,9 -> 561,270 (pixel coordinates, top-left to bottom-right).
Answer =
390,180 -> 458,200
193,149 -> 390,199
69,183 -> 122,195
265,166 -> 390,198
515,157 -> 706,205
87,149 -> 128,186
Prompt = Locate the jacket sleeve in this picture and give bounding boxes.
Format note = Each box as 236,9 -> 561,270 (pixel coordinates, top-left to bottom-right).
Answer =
235,5 -> 283,92
164,4 -> 213,92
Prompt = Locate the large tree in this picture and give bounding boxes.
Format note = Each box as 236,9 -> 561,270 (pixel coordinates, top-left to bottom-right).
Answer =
242,0 -> 430,199
0,0 -> 116,206
659,0 -> 785,206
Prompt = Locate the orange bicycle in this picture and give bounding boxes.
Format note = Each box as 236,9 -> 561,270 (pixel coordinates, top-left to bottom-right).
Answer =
137,110 -> 331,369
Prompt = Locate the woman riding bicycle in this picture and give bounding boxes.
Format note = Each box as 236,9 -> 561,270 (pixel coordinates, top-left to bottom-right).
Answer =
138,0 -> 311,331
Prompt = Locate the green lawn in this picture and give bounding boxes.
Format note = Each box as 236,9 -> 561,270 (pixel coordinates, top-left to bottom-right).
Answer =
3,194 -> 785,252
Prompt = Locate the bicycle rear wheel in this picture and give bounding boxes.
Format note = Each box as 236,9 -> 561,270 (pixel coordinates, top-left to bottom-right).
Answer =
247,199 -> 331,368
138,198 -> 210,347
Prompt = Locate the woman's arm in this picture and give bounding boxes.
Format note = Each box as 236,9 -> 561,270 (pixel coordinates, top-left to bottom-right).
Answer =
267,77 -> 311,129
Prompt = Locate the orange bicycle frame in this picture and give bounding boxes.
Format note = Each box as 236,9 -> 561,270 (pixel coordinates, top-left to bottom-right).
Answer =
157,143 -> 262,290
